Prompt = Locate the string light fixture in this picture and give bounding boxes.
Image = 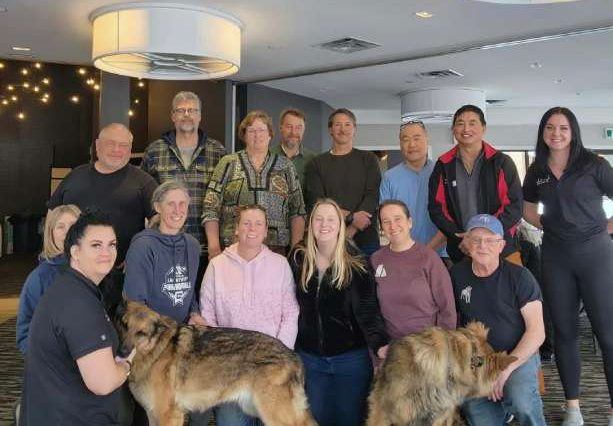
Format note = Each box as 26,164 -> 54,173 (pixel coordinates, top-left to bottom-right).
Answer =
0,60 -> 101,121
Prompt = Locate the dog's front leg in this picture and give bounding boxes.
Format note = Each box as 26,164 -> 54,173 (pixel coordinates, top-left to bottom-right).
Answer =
151,405 -> 184,426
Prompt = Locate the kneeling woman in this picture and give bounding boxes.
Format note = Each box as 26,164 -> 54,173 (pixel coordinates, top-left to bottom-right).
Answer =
200,204 -> 299,426
20,211 -> 134,425
289,198 -> 389,426
124,180 -> 205,326
371,199 -> 456,341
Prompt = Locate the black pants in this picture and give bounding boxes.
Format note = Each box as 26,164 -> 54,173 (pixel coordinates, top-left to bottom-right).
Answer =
541,232 -> 613,403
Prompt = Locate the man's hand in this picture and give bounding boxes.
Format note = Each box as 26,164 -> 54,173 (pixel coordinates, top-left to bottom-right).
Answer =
188,313 -> 207,326
489,367 -> 512,402
352,211 -> 372,231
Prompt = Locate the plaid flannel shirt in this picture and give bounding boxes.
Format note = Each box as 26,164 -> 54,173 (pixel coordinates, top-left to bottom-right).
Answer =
141,129 -> 226,250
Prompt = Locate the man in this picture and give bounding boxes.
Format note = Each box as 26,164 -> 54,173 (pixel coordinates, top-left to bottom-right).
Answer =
141,91 -> 226,256
305,108 -> 380,256
270,108 -> 317,190
451,214 -> 546,425
428,104 -> 523,264
380,120 -> 447,257
49,123 -> 157,267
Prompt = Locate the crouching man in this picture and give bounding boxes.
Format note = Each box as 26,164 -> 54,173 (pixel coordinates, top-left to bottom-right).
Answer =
451,214 -> 546,425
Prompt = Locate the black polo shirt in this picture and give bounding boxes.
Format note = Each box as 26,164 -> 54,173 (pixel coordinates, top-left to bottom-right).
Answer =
48,163 -> 157,263
20,268 -> 120,426
451,259 -> 541,352
523,155 -> 613,242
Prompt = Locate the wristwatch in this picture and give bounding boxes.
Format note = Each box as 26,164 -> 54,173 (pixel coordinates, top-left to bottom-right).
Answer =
345,212 -> 354,226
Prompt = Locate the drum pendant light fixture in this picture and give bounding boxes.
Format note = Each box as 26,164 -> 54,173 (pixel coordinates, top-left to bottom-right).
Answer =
90,2 -> 242,80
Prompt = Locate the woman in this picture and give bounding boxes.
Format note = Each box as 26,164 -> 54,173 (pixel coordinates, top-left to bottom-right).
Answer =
289,198 -> 389,426
200,204 -> 299,426
20,211 -> 134,425
124,180 -> 205,326
203,110 -> 305,257
371,199 -> 456,342
523,107 -> 613,426
16,204 -> 80,354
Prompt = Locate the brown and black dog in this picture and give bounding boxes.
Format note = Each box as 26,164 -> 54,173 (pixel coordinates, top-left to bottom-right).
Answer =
367,322 -> 516,426
116,301 -> 316,426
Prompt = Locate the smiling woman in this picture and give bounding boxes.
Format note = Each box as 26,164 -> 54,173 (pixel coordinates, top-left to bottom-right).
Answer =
19,211 -> 135,425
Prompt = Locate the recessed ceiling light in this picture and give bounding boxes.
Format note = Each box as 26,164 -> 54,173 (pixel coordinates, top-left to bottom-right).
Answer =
415,11 -> 434,18
12,46 -> 31,52
530,62 -> 542,69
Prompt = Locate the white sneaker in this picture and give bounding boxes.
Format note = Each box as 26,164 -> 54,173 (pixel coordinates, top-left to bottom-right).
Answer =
562,407 -> 584,426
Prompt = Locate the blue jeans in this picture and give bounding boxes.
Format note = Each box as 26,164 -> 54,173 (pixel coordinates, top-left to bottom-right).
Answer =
214,403 -> 262,426
462,354 -> 546,426
298,348 -> 373,426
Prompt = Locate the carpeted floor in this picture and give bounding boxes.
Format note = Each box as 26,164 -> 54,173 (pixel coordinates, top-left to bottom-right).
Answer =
0,254 -> 610,425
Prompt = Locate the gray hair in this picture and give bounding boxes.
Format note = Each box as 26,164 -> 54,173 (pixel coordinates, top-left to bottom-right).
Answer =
171,91 -> 202,111
152,180 -> 190,206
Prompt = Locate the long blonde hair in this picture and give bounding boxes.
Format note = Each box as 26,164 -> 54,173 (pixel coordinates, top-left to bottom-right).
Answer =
42,204 -> 81,260
296,198 -> 365,291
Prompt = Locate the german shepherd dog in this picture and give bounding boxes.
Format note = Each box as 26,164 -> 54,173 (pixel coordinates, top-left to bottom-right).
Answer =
115,301 -> 316,426
367,322 -> 517,426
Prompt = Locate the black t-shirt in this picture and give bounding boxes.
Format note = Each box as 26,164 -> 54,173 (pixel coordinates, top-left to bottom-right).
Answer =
523,155 -> 613,242
20,268 -> 120,425
304,149 -> 381,247
48,164 -> 157,262
451,259 -> 541,352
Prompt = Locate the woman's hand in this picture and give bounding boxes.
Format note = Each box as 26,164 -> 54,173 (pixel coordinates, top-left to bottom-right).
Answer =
188,313 -> 207,326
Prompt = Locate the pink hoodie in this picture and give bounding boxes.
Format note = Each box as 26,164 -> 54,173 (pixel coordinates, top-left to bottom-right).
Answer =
200,243 -> 299,349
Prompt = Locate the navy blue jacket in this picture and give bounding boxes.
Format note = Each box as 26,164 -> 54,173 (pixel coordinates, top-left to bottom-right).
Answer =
124,228 -> 200,323
16,255 -> 67,354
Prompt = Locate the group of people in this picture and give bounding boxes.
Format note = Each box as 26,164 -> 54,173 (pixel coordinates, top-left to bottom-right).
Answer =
14,90 -> 613,426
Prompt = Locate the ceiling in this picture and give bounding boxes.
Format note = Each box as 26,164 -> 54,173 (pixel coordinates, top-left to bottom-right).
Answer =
1,0 -> 612,111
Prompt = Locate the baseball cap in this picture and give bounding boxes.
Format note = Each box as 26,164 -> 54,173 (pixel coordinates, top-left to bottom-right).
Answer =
465,214 -> 503,237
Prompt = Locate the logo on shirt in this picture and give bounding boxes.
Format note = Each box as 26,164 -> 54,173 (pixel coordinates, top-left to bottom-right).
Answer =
536,176 -> 551,186
460,285 -> 472,304
374,264 -> 387,278
162,265 -> 191,306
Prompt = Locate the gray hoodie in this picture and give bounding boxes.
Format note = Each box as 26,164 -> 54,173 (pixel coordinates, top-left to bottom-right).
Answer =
124,228 -> 200,323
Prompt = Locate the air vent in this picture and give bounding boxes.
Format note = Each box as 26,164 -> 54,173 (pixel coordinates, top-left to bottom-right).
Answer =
486,99 -> 507,105
315,37 -> 380,54
416,69 -> 464,79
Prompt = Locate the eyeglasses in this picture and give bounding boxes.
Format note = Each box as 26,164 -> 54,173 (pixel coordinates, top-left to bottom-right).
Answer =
173,108 -> 200,116
400,119 -> 425,130
246,128 -> 269,136
468,237 -> 503,246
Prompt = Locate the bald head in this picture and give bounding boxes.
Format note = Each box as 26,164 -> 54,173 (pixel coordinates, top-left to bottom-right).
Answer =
95,123 -> 133,173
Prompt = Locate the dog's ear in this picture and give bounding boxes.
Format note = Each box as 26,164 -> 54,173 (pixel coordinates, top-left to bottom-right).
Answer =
487,353 -> 517,375
465,321 -> 489,339
135,319 -> 169,353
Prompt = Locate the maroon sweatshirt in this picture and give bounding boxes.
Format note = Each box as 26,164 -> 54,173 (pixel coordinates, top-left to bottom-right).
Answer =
371,243 -> 456,340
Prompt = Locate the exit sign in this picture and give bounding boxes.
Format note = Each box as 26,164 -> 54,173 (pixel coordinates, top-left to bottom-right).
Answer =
605,128 -> 613,140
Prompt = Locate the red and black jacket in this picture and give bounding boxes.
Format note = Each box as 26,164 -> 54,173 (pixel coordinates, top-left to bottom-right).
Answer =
428,142 -> 523,262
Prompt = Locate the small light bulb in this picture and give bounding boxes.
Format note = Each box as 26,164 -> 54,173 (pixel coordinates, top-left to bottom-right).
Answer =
34,62 -> 42,69
138,81 -> 145,88
11,95 -> 18,101
17,112 -> 25,120
21,68 -> 29,75
41,97 -> 48,103
134,99 -> 140,104
70,95 -> 80,103
78,68 -> 86,75
33,86 -> 40,92
93,84 -> 100,91
86,78 -> 94,85
23,82 -> 30,88
7,84 -> 14,91
1,99 -> 8,105
0,62 -> 5,69
128,109 -> 134,117
42,78 -> 50,85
